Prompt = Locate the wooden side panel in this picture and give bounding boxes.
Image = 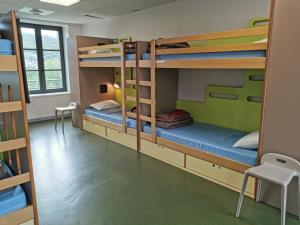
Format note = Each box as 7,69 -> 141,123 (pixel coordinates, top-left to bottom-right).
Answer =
260,0 -> 300,215
76,36 -> 116,128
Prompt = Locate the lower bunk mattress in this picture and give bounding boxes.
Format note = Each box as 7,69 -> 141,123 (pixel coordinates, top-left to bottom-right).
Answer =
0,39 -> 13,55
0,161 -> 27,216
143,123 -> 257,166
84,108 -> 137,128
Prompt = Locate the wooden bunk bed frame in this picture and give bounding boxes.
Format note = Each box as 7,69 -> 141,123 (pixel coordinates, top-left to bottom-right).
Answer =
0,11 -> 38,225
146,26 -> 268,69
77,37 -> 153,148
79,26 -> 269,197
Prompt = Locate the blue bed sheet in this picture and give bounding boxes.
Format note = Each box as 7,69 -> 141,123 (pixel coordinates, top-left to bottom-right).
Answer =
142,50 -> 265,60
81,53 -> 136,62
0,161 -> 27,216
85,108 -> 137,128
143,122 -> 257,165
0,39 -> 12,55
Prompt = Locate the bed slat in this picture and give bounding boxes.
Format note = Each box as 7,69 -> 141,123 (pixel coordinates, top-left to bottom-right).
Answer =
78,43 -> 121,52
155,57 -> 266,69
0,173 -> 30,191
0,55 -> 18,72
0,205 -> 34,225
156,43 -> 267,55
78,52 -> 121,58
0,138 -> 26,153
0,101 -> 22,113
156,26 -> 269,45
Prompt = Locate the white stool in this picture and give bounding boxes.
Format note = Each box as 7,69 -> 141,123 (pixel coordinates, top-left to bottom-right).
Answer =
236,153 -> 300,225
55,102 -> 77,134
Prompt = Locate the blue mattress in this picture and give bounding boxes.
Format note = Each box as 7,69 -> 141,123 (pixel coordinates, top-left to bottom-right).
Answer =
142,50 -> 265,60
0,39 -> 13,55
143,122 -> 257,165
85,108 -> 137,128
81,53 -> 136,62
0,161 -> 27,216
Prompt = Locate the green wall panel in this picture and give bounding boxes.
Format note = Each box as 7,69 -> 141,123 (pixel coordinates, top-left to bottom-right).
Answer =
177,70 -> 264,132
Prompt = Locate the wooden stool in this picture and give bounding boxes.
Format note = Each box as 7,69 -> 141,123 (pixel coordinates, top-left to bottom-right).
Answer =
55,102 -> 77,134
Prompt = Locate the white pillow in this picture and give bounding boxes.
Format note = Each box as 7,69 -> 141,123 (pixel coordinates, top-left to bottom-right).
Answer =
233,131 -> 260,149
90,100 -> 120,111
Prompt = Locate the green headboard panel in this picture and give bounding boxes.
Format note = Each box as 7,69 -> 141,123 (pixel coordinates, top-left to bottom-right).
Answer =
114,68 -> 136,109
177,70 -> 264,132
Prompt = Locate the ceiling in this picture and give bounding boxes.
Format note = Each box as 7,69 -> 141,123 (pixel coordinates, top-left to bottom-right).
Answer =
0,0 -> 179,24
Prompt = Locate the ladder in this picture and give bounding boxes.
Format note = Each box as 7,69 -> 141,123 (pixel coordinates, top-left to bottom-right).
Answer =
0,11 -> 39,225
121,41 -> 156,151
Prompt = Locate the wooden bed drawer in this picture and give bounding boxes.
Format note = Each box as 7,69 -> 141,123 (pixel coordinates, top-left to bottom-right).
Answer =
83,119 -> 106,138
106,128 -> 137,150
156,145 -> 185,167
140,140 -> 184,168
186,155 -> 255,196
140,140 -> 158,157
82,119 -> 92,131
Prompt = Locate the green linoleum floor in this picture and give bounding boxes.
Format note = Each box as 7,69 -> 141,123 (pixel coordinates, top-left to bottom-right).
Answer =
29,120 -> 300,225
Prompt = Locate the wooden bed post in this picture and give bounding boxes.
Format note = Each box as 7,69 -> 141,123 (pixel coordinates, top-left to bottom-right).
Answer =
150,40 -> 157,143
135,42 -> 141,151
120,42 -> 127,133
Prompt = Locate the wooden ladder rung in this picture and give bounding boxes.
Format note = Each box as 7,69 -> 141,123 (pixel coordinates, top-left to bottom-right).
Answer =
126,80 -> 151,86
0,205 -> 34,225
126,80 -> 136,85
0,138 -> 27,153
127,112 -> 152,122
0,172 -> 31,191
140,81 -> 152,86
126,96 -> 151,105
0,101 -> 22,113
126,96 -> 136,102
0,55 -> 18,72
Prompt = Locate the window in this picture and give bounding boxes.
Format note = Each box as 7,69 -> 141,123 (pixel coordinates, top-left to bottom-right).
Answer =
20,23 -> 67,94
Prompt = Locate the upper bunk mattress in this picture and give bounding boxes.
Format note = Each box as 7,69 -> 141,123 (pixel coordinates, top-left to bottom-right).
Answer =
0,39 -> 13,55
80,54 -> 136,62
85,108 -> 137,129
0,161 -> 27,216
142,50 -> 265,61
143,122 -> 257,166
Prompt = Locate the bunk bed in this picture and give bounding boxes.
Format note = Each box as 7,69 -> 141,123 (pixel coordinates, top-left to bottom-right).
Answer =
142,26 -> 268,69
77,38 -> 153,149
78,26 -> 268,197
0,11 -> 38,225
134,25 -> 269,197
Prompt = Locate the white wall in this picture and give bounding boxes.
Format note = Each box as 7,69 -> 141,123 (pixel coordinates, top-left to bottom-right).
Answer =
25,23 -> 82,121
83,0 -> 270,40
82,0 -> 270,102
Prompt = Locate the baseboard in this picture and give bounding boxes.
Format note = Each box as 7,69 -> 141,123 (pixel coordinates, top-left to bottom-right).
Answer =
28,114 -> 70,123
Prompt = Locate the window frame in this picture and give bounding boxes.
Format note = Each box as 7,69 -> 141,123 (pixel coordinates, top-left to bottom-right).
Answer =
20,23 -> 67,94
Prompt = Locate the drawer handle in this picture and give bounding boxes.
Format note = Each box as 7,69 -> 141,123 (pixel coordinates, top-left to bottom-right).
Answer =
212,164 -> 215,167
